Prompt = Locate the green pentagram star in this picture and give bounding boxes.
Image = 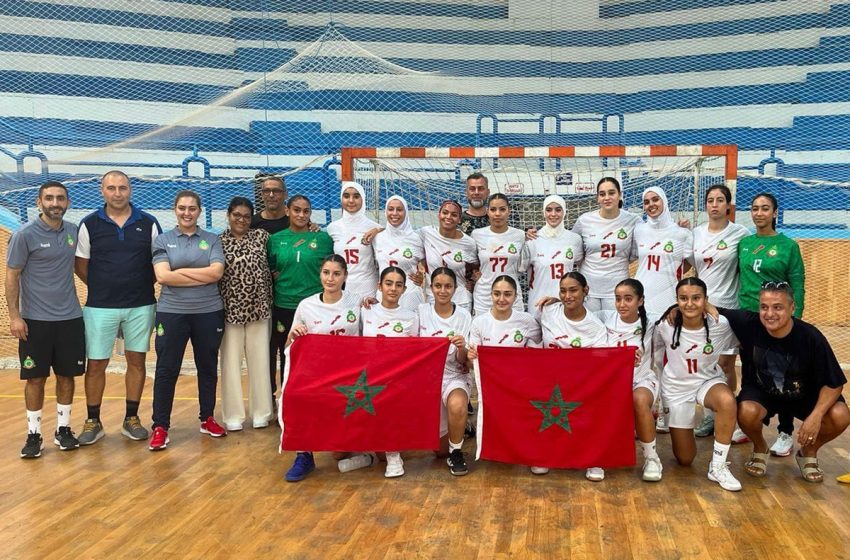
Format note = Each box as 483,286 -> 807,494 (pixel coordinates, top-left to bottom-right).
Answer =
530,384 -> 582,432
335,369 -> 386,417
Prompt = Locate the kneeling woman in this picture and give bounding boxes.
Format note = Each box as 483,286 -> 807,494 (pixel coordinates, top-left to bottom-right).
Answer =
539,271 -> 608,481
654,277 -> 741,492
418,267 -> 472,476
284,254 -> 363,482
362,266 -> 420,478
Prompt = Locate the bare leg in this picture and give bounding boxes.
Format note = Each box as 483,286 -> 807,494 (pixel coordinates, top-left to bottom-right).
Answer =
669,427 -> 696,466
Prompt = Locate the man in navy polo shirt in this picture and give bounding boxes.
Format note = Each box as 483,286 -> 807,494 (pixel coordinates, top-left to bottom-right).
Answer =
6,181 -> 86,458
75,170 -> 161,445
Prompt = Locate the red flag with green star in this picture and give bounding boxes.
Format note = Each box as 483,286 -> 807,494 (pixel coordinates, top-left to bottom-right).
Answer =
474,346 -> 637,468
280,334 -> 448,452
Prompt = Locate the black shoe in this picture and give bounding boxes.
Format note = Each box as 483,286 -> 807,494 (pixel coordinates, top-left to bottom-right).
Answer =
21,432 -> 44,458
53,426 -> 80,450
464,418 -> 476,439
467,402 -> 474,416
447,449 -> 469,476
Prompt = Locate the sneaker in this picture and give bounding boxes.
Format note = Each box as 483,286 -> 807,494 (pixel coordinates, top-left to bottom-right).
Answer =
385,452 -> 405,478
121,416 -> 149,441
200,416 -> 227,438
225,422 -> 243,432
447,449 -> 469,476
467,402 -> 474,416
338,452 -> 376,473
530,466 -> 549,475
655,413 -> 670,434
708,461 -> 742,492
285,452 -> 316,482
731,427 -> 751,444
252,420 -> 269,429
585,467 -> 605,481
694,415 -> 714,437
770,431 -> 794,457
20,432 -> 43,459
78,419 -> 105,446
148,426 -> 169,451
464,418 -> 476,439
642,457 -> 663,482
53,426 -> 80,450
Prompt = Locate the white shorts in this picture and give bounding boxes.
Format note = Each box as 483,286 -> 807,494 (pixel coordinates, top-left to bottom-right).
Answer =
584,297 -> 615,313
439,376 -> 470,437
664,376 -> 727,430
633,373 -> 659,402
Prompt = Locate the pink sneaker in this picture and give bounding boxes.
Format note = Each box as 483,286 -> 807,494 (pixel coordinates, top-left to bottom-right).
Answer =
200,416 -> 227,438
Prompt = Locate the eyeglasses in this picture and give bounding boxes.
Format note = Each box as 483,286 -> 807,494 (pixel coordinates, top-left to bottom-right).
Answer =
261,189 -> 286,196
230,213 -> 252,222
761,281 -> 790,290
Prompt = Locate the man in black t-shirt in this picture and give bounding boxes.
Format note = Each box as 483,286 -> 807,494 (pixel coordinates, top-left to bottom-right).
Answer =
250,176 -> 290,234
458,172 -> 490,235
715,282 -> 848,483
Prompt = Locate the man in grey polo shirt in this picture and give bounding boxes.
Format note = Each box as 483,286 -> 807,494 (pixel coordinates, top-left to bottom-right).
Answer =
5,181 -> 86,458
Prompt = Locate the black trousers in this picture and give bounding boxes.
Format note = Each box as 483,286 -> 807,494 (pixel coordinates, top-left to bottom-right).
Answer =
269,306 -> 295,397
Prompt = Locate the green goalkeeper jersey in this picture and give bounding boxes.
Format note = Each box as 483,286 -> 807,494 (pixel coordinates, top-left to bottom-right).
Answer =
267,229 -> 334,309
737,232 -> 805,317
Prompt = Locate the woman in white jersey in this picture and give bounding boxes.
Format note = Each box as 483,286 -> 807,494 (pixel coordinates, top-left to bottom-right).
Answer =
633,186 -> 694,315
526,195 -> 584,318
471,194 -> 529,315
420,200 -> 479,311
597,279 -> 662,482
373,196 -> 426,308
653,277 -> 742,492
573,177 -> 641,312
692,184 -> 749,440
539,271 -> 608,481
326,181 -> 380,302
283,254 -> 364,482
362,266 -> 420,478
418,267 -> 472,476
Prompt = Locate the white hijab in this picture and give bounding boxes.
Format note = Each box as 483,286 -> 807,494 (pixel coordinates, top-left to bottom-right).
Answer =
339,181 -> 374,228
539,194 -> 567,239
384,195 -> 415,238
642,186 -> 674,230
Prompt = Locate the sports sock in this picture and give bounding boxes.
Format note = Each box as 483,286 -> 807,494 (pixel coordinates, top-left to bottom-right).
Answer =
125,400 -> 140,419
712,441 -> 731,466
27,409 -> 42,434
640,439 -> 659,460
56,403 -> 72,428
449,439 -> 463,452
87,404 -> 101,422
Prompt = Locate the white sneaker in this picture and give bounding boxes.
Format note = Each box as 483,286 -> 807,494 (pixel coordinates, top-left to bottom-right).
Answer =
655,413 -> 670,434
770,432 -> 794,457
225,422 -> 243,432
585,467 -> 605,481
530,466 -> 549,475
252,420 -> 269,429
384,452 -> 404,478
642,457 -> 663,482
708,461 -> 742,492
731,427 -> 750,444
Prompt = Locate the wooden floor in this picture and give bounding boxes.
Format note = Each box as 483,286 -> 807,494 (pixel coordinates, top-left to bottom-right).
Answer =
1,371 -> 849,560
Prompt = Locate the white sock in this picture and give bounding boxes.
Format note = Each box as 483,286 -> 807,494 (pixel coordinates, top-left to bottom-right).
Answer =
449,439 -> 463,452
640,439 -> 659,460
27,409 -> 42,434
712,441 -> 731,466
56,403 -> 71,428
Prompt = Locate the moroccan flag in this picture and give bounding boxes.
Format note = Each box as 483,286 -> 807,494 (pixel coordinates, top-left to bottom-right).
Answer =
475,346 -> 636,469
280,334 -> 448,452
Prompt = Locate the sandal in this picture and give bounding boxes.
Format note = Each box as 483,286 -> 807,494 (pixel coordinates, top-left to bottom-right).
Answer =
745,452 -> 769,477
795,452 -> 824,483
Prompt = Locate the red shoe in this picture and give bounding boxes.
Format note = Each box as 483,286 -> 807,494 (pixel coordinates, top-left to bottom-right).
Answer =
148,426 -> 169,451
200,416 -> 227,438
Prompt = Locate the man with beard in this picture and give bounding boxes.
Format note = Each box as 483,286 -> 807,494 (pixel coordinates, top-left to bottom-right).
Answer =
458,173 -> 490,235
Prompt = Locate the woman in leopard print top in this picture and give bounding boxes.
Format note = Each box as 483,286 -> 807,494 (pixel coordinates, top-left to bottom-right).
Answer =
218,196 -> 274,431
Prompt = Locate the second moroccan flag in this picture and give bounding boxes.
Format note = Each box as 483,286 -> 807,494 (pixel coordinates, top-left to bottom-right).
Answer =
475,346 -> 637,469
281,334 -> 448,452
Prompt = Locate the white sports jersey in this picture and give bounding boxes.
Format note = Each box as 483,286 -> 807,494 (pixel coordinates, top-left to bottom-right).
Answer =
526,231 -> 584,316
361,303 -> 419,337
597,309 -> 658,382
633,223 -> 694,315
374,228 -> 426,307
327,217 -> 380,300
692,222 -> 749,308
572,210 -> 640,300
418,303 -> 473,378
471,226 -> 529,314
540,304 -> 608,349
469,310 -> 541,349
654,315 -> 739,399
419,225 -> 478,307
292,291 -> 362,336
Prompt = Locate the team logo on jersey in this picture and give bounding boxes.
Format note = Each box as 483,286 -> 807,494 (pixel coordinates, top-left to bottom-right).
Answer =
65,234 -> 75,247
22,355 -> 35,369
767,247 -> 777,257
402,247 -> 413,259
617,228 -> 627,240
508,244 -> 517,254
446,330 -> 455,337
566,248 -> 574,259
513,330 -> 524,343
663,241 -> 674,253
198,239 -> 210,250
634,326 -> 643,336
156,323 -> 164,336
346,310 -> 356,323
453,251 -> 463,263
570,337 -> 582,348
717,240 -> 728,250
309,239 -> 318,250
392,322 -> 404,333
703,342 -> 715,355
276,321 -> 285,333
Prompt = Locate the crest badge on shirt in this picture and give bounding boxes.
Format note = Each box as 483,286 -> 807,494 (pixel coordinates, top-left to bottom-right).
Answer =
198,239 -> 210,250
